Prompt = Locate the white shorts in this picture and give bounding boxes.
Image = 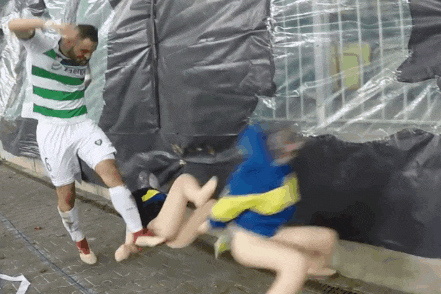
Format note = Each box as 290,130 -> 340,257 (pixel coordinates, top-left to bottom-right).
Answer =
36,119 -> 117,187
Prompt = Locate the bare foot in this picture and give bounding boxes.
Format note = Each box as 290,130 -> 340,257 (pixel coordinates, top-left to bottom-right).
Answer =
135,235 -> 167,247
115,244 -> 140,262
194,176 -> 218,207
197,221 -> 209,235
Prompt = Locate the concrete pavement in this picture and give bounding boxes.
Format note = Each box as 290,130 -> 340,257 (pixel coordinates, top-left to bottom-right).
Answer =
0,159 -> 411,294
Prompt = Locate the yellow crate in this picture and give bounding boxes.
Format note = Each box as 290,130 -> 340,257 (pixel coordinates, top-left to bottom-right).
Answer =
331,43 -> 371,91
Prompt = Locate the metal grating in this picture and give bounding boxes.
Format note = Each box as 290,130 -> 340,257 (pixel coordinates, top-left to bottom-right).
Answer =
304,279 -> 361,294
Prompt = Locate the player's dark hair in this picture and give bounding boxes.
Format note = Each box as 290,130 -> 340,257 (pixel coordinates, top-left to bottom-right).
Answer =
76,24 -> 98,43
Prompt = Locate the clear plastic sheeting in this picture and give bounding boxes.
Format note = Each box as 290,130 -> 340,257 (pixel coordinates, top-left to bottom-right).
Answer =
254,0 -> 441,141
0,2 -> 28,120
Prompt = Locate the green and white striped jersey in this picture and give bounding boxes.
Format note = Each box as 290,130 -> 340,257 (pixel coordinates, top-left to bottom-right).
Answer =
21,29 -> 88,124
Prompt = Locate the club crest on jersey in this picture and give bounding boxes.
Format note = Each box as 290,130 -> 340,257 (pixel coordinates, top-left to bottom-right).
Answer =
51,61 -> 62,71
95,139 -> 102,146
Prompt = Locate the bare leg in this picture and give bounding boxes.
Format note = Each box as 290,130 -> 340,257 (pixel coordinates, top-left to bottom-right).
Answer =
114,227 -> 140,262
148,174 -> 217,240
272,226 -> 338,276
56,183 -> 76,212
231,230 -> 311,294
165,199 -> 216,248
95,159 -> 124,188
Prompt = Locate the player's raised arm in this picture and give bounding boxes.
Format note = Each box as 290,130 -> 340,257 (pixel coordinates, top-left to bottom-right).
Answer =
8,18 -> 46,39
8,18 -> 77,41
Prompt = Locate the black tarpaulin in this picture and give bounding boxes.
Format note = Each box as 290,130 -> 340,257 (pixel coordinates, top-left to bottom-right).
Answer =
95,0 -> 274,190
27,0 -> 46,17
396,0 -> 441,83
292,129 -> 441,258
96,0 -> 169,189
156,0 -> 273,145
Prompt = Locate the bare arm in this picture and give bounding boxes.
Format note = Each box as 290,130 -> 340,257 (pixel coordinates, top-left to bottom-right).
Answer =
8,18 -> 76,40
8,18 -> 46,39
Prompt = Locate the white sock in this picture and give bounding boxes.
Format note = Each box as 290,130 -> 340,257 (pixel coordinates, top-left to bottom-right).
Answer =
109,185 -> 143,233
57,206 -> 84,242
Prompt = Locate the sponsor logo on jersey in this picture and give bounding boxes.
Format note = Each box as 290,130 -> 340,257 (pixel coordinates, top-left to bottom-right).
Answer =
64,67 -> 86,76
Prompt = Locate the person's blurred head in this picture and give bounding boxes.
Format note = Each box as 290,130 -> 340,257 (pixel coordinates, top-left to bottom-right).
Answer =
266,127 -> 308,165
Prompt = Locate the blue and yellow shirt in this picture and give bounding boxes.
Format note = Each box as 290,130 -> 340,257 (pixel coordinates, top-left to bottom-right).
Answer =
209,124 -> 301,237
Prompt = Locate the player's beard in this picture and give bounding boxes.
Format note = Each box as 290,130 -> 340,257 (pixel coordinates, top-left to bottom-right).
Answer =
67,47 -> 88,66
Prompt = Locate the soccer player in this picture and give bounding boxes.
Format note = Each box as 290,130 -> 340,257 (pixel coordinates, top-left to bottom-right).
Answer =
8,18 -> 155,264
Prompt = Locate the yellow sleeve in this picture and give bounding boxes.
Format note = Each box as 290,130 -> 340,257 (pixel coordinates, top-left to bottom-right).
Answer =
211,174 -> 300,222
